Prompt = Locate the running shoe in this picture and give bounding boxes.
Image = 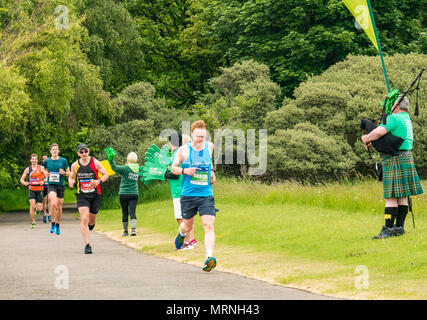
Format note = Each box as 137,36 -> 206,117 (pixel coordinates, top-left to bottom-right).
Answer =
50,223 -> 56,233
48,215 -> 52,222
190,239 -> 198,246
130,228 -> 136,236
122,231 -> 129,236
178,242 -> 194,251
43,216 -> 47,223
203,257 -> 217,272
175,232 -> 185,250
84,244 -> 92,254
55,225 -> 60,235
31,223 -> 36,229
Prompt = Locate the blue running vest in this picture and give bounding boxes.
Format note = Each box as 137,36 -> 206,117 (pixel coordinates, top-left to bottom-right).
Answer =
181,142 -> 213,197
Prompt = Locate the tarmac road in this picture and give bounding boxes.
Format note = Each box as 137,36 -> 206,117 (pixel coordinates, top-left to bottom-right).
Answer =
0,205 -> 335,300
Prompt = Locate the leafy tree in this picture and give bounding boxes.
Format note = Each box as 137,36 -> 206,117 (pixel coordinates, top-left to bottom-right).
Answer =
124,0 -> 222,108
194,59 -> 281,130
78,0 -> 145,95
265,53 -> 427,180
267,123 -> 358,182
194,0 -> 426,97
0,0 -> 119,186
117,81 -> 190,132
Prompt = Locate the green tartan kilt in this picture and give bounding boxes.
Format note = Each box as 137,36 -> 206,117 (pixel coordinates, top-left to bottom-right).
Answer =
382,152 -> 424,199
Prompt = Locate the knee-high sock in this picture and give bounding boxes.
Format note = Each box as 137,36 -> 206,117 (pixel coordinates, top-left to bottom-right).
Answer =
396,205 -> 408,227
384,207 -> 398,228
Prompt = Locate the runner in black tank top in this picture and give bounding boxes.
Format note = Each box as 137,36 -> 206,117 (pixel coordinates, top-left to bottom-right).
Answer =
69,144 -> 109,254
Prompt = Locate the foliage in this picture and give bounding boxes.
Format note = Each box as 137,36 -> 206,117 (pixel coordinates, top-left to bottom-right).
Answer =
265,53 -> 427,181
194,59 -> 281,130
267,123 -> 358,182
191,0 -> 426,97
0,0 -> 119,187
78,0 -> 145,95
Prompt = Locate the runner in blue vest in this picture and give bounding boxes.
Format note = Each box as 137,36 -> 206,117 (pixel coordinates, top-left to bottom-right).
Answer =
171,120 -> 217,272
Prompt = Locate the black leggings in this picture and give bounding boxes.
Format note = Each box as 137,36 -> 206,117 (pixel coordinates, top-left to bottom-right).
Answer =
119,194 -> 138,223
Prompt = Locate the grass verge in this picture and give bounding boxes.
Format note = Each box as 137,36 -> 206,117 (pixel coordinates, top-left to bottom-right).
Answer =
0,188 -> 76,212
95,177 -> 427,299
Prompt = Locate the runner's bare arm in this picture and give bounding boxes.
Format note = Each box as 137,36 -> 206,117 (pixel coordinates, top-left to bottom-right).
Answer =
41,166 -> 49,177
68,163 -> 76,188
20,168 -> 29,186
59,167 -> 71,177
208,142 -> 216,184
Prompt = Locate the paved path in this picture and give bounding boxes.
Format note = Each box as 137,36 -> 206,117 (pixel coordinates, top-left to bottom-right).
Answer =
0,206 -> 335,300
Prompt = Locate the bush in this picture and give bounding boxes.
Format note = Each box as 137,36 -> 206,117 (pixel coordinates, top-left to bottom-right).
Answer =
267,123 -> 358,182
264,53 -> 427,181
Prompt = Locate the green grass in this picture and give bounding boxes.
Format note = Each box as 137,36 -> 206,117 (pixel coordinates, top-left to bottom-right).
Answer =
94,177 -> 427,299
0,187 -> 76,212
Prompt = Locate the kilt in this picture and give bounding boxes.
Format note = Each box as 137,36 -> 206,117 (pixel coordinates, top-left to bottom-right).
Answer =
381,151 -> 424,199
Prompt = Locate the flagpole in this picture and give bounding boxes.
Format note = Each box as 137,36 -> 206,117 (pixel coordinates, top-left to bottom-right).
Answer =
366,0 -> 390,94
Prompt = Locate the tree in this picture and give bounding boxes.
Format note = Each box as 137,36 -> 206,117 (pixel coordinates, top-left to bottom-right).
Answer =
124,0 -> 222,108
195,59 -> 281,130
195,0 -> 426,97
265,53 -> 427,180
0,0 -> 119,187
78,0 -> 145,95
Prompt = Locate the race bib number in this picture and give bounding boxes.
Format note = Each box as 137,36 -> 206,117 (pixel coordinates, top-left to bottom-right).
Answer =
30,178 -> 40,185
128,173 -> 139,181
50,172 -> 60,183
80,179 -> 95,193
190,167 -> 209,186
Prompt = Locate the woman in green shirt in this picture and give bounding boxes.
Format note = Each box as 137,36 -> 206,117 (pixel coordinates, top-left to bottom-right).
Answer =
109,152 -> 140,236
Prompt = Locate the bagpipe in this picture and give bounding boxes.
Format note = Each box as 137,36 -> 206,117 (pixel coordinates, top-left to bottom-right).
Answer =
360,68 -> 424,160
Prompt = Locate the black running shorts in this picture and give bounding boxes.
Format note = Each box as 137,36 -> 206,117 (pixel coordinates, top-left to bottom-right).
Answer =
48,184 -> 65,199
29,190 -> 44,203
180,195 -> 216,220
76,192 -> 102,215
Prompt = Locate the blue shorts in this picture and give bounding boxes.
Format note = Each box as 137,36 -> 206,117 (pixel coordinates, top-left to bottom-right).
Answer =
180,196 -> 216,220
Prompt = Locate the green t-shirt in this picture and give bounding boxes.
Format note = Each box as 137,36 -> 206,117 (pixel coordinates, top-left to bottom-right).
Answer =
380,112 -> 413,150
44,157 -> 69,185
169,149 -> 183,199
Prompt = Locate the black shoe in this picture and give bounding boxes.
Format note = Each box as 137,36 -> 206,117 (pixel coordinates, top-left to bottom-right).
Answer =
122,231 -> 129,237
84,243 -> 92,254
372,226 -> 393,240
130,228 -> 136,236
392,226 -> 405,236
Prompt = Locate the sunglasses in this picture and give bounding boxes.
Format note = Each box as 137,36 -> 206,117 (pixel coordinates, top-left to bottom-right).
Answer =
79,149 -> 89,154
